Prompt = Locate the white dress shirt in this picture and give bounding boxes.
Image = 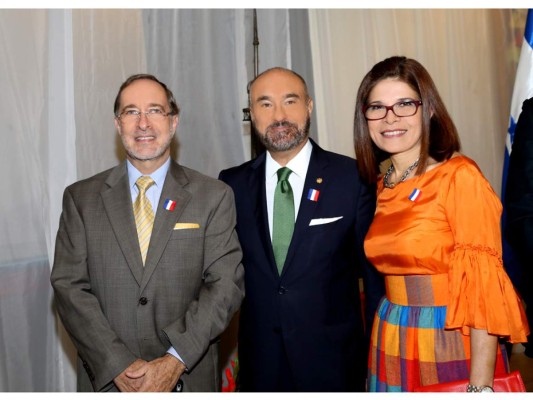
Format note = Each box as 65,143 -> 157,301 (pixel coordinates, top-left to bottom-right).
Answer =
265,139 -> 313,240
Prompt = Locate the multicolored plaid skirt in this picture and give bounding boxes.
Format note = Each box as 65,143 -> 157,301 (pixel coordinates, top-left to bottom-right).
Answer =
368,274 -> 509,392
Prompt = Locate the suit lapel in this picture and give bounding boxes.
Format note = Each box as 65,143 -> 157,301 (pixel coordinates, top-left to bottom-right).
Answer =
140,161 -> 191,292
101,163 -> 144,286
249,153 -> 279,276
282,141 -> 328,276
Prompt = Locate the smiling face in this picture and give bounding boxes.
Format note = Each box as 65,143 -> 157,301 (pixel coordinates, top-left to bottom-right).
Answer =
366,78 -> 423,162
249,69 -> 313,159
114,79 -> 178,174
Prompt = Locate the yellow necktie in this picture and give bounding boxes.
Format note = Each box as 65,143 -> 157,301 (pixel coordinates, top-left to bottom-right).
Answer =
134,176 -> 155,265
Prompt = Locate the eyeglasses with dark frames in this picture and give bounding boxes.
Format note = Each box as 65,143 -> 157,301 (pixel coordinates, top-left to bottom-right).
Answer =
363,100 -> 423,121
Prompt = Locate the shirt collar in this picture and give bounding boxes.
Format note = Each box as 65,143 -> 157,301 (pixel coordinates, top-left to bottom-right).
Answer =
265,139 -> 313,181
127,157 -> 171,191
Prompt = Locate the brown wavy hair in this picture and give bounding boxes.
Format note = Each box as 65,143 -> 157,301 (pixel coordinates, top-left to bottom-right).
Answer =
353,56 -> 460,184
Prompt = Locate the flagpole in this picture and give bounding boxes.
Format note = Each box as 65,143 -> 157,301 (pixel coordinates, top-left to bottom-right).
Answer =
242,9 -> 266,159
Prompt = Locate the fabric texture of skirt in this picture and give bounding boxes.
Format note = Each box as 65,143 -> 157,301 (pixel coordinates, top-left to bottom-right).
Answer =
368,274 -> 509,392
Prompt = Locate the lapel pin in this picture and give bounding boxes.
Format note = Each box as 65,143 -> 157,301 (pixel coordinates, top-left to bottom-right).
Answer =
163,199 -> 176,211
316,178 -> 323,184
408,188 -> 421,202
307,188 -> 320,202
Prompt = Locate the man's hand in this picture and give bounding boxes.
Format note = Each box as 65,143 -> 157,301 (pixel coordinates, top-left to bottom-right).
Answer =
113,359 -> 148,392
125,353 -> 186,392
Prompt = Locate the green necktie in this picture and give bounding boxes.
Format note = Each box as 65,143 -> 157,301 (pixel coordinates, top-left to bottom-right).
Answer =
272,167 -> 295,275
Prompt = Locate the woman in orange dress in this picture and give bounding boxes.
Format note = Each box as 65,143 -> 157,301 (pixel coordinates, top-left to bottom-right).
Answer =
353,56 -> 529,392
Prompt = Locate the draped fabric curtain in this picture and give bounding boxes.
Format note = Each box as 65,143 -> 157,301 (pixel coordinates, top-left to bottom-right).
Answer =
0,8 -> 305,391
0,10 -> 57,391
0,8 -> 523,392
309,9 -> 524,193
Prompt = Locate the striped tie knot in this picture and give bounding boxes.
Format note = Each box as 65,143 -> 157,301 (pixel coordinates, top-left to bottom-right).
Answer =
136,175 -> 155,193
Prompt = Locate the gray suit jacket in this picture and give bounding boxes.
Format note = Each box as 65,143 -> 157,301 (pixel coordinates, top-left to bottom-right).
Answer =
51,160 -> 244,392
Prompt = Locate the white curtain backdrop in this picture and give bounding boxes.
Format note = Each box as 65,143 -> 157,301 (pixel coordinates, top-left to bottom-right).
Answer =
0,8 -> 524,392
0,8 -> 303,391
0,10 -> 53,391
309,9 -> 523,193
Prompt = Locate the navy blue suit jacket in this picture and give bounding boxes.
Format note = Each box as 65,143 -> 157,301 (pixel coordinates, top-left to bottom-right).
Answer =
219,140 -> 384,391
506,98 -> 533,294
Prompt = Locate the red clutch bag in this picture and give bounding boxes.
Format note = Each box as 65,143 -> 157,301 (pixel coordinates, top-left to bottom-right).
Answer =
413,370 -> 526,392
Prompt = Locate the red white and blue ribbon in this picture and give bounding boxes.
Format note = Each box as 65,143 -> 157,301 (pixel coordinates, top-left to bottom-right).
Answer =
307,188 -> 320,202
164,199 -> 176,211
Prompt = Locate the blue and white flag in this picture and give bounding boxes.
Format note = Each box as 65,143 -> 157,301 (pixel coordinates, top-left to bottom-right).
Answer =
502,9 -> 533,284
504,10 -> 533,169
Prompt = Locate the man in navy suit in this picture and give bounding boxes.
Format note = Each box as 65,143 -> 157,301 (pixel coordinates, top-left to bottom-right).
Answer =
505,97 -> 533,357
219,67 -> 384,392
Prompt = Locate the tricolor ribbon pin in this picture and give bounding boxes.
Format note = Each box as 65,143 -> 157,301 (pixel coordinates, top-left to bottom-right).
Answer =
307,188 -> 320,202
408,188 -> 421,202
163,199 -> 176,211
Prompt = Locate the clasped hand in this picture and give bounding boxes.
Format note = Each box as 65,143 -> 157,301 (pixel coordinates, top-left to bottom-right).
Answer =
114,354 -> 186,392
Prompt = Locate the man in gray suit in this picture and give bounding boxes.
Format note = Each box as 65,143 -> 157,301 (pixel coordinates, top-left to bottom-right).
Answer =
51,74 -> 244,392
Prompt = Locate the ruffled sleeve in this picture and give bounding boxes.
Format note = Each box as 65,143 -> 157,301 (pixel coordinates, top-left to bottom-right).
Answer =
444,158 -> 529,343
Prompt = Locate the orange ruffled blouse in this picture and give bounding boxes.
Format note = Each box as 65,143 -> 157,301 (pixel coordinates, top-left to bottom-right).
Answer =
364,155 -> 529,343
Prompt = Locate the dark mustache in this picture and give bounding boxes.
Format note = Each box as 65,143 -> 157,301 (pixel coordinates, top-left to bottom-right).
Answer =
267,120 -> 297,130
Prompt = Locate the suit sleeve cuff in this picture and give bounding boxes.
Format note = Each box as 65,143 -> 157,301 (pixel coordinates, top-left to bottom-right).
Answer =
167,347 -> 188,370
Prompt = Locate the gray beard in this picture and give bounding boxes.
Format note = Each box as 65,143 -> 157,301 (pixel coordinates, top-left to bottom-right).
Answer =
120,128 -> 174,162
255,116 -> 311,152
